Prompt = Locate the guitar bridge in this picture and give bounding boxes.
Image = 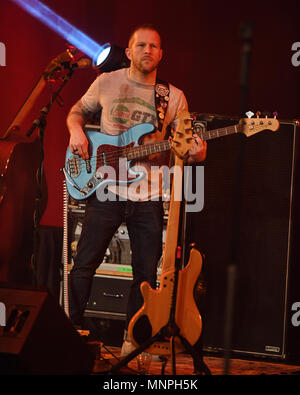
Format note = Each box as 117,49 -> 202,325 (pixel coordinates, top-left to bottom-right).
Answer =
67,156 -> 81,178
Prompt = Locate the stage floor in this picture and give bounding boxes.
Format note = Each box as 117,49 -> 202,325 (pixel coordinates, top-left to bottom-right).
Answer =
94,345 -> 300,375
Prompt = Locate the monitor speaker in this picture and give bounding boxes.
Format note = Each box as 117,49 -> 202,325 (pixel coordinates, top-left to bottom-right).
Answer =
187,116 -> 300,362
0,284 -> 95,374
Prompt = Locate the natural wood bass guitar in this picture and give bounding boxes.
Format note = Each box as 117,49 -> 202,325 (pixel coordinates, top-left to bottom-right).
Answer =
128,110 -> 203,355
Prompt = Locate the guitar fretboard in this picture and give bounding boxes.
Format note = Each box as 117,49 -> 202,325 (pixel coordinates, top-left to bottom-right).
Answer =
122,140 -> 172,160
198,123 -> 241,141
121,123 -> 241,160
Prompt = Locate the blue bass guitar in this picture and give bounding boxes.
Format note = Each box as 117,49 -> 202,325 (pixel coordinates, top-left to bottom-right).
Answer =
63,115 -> 279,200
63,123 -> 169,200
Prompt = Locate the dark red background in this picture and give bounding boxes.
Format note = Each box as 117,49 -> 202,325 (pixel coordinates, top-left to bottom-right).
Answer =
0,0 -> 299,227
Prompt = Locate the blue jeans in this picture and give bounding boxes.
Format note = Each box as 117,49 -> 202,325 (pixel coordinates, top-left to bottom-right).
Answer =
69,195 -> 164,329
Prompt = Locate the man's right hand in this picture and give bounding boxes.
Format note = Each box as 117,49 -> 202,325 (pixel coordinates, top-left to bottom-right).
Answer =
69,128 -> 89,159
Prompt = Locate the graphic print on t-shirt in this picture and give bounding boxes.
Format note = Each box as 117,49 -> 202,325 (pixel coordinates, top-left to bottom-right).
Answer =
110,97 -> 156,130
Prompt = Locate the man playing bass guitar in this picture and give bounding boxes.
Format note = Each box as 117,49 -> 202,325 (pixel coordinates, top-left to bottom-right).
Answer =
66,23 -> 207,356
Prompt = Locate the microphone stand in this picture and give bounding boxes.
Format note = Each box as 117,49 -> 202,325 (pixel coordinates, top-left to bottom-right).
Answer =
26,67 -> 75,137
27,67 -> 75,284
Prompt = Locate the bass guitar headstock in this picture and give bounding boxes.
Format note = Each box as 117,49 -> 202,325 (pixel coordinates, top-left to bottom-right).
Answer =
240,111 -> 280,137
171,110 -> 194,159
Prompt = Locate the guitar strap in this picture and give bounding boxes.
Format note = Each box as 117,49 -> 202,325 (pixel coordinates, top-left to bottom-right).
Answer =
155,79 -> 170,135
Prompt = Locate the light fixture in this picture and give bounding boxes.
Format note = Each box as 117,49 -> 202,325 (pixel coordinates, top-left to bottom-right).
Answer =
93,44 -> 129,72
11,0 -> 116,69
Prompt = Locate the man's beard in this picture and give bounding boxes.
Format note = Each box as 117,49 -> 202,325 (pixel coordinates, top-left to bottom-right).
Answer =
132,58 -> 158,74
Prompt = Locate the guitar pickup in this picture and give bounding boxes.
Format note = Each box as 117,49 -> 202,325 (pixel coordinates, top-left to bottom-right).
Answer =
101,151 -> 107,166
85,159 -> 92,173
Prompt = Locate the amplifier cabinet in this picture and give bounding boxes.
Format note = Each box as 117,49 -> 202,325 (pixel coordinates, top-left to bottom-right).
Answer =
187,116 -> 300,363
85,274 -> 132,320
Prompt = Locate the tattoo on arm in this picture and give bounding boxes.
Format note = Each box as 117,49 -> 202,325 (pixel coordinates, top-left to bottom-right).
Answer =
78,101 -> 92,117
69,100 -> 92,119
69,110 -> 86,117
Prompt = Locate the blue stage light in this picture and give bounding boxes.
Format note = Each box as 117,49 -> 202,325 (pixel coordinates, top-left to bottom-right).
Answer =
11,0 -> 110,66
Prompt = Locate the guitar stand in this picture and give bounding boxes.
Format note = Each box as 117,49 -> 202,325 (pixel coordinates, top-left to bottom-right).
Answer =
108,329 -> 211,375
178,334 -> 211,375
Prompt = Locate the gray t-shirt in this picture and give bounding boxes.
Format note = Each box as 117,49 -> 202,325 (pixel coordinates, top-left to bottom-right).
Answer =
81,68 -> 188,201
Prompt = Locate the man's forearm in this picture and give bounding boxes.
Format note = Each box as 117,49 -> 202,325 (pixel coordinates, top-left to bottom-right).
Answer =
66,100 -> 91,134
67,112 -> 85,136
67,100 -> 91,158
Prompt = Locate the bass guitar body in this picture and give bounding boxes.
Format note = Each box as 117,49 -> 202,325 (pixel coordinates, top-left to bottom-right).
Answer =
64,123 -> 155,200
128,247 -> 203,355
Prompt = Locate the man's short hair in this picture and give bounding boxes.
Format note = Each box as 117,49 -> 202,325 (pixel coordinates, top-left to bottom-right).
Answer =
128,23 -> 162,48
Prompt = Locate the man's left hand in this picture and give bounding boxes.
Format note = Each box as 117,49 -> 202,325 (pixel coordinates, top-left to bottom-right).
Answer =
187,134 -> 207,163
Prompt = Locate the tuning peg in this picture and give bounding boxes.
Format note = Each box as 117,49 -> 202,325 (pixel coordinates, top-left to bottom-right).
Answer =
262,111 -> 272,118
273,111 -> 278,118
256,111 -> 261,118
246,111 -> 254,118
